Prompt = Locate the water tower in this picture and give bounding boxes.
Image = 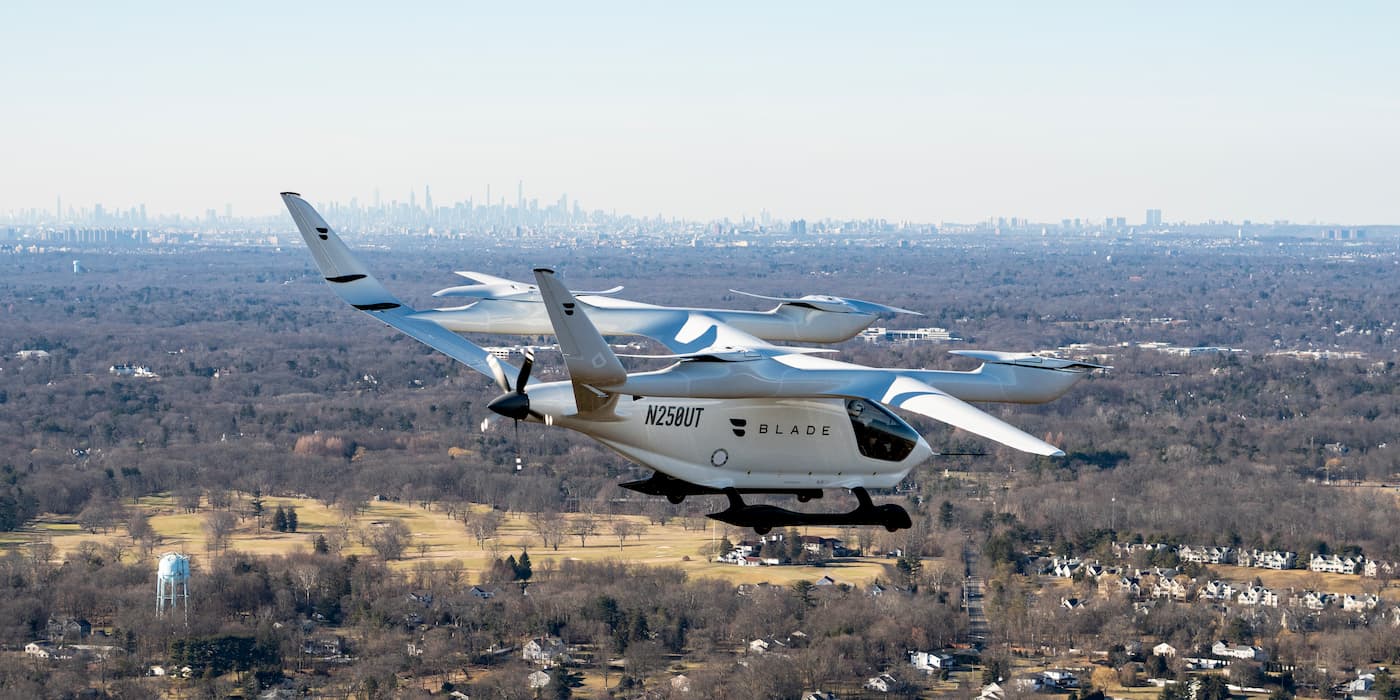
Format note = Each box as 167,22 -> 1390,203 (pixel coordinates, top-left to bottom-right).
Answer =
156,552 -> 190,621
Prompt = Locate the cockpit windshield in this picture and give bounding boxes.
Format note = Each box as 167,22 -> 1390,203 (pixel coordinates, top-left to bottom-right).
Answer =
846,399 -> 919,462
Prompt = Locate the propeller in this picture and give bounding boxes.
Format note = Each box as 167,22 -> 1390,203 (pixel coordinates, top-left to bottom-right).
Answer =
729,289 -> 921,316
486,348 -> 535,421
486,349 -> 536,471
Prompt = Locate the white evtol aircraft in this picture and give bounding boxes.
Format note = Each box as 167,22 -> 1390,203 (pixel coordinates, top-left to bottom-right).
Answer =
282,193 -> 1104,533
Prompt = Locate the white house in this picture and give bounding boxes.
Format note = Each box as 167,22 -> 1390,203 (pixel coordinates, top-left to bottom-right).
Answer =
1238,549 -> 1296,570
1152,578 -> 1190,601
1293,591 -> 1335,611
522,637 -> 570,666
1236,586 -> 1280,607
1178,545 -> 1234,565
1198,580 -> 1237,602
1310,554 -> 1364,575
1212,641 -> 1268,661
909,650 -> 955,673
527,670 -> 550,689
865,673 -> 900,692
1365,560 -> 1397,578
1153,642 -> 1178,658
1042,669 -> 1079,689
1343,594 -> 1381,612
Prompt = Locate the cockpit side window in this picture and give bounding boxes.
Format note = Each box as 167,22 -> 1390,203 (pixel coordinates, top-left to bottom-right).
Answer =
846,399 -> 919,462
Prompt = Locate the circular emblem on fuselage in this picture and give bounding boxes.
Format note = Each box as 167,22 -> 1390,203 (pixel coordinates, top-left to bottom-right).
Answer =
710,448 -> 729,467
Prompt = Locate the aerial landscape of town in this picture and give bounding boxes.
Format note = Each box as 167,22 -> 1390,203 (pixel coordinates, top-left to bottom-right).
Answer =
3,197 -> 1399,697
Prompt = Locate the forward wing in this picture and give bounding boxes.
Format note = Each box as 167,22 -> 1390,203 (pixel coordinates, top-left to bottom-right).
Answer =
280,193 -> 515,382
875,375 -> 1064,456
614,354 -> 1065,456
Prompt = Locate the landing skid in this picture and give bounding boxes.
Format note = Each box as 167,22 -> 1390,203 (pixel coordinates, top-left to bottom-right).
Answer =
621,473 -> 822,505
706,487 -> 911,535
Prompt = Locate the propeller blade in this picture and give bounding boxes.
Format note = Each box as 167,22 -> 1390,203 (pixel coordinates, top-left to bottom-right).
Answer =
515,348 -> 535,394
485,354 -> 512,393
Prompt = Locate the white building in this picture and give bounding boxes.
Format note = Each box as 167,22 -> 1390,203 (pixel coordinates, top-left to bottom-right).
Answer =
1310,554 -> 1365,575
1212,641 -> 1268,661
909,650 -> 955,673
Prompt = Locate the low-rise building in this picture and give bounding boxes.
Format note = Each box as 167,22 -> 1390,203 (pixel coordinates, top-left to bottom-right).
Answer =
1236,586 -> 1281,607
522,637 -> 570,666
909,650 -> 954,673
1212,641 -> 1268,661
1310,554 -> 1365,575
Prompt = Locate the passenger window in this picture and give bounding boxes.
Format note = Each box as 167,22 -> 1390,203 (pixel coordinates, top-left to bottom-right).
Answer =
846,399 -> 918,462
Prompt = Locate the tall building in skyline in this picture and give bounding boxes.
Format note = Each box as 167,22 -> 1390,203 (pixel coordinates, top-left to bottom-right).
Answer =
424,185 -> 433,214
1146,209 -> 1163,227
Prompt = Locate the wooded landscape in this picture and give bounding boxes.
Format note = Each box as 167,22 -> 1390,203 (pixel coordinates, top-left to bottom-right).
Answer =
2,230 -> 1398,697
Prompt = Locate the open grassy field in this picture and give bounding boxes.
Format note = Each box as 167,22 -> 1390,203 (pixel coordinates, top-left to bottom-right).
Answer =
2,493 -> 902,588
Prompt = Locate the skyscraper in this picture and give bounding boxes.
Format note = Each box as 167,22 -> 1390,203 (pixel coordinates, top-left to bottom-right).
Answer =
1146,209 -> 1163,227
424,185 -> 433,214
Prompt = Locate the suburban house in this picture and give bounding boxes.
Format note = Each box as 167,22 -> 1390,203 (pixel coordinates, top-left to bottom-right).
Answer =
522,637 -> 570,666
1212,641 -> 1268,661
1153,643 -> 1178,658
25,641 -> 75,660
1114,576 -> 1142,597
1310,554 -> 1365,575
797,535 -> 851,557
1237,549 -> 1297,570
527,670 -> 550,689
468,586 -> 496,599
46,617 -> 92,642
1049,557 -> 1083,578
1343,594 -> 1381,612
1236,586 -> 1281,607
1178,545 -> 1235,565
1198,580 -> 1238,602
1365,560 -> 1397,578
1042,669 -> 1080,689
909,650 -> 955,673
866,673 -> 901,692
1292,590 -> 1336,611
1061,597 -> 1086,611
1151,577 -> 1191,601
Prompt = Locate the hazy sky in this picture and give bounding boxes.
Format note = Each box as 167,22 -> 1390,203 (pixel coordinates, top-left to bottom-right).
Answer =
2,2 -> 1397,223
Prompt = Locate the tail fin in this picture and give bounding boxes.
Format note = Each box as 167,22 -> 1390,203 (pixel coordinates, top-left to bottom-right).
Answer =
280,192 -> 513,384
533,268 -> 625,415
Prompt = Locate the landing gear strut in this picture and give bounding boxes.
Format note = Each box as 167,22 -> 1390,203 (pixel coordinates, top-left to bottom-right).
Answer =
706,487 -> 911,534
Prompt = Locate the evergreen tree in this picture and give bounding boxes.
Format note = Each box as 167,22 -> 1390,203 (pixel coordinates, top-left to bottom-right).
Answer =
250,489 -> 264,532
939,500 -> 956,528
313,534 -> 329,554
286,506 -> 298,533
516,550 -> 533,582
272,505 -> 287,532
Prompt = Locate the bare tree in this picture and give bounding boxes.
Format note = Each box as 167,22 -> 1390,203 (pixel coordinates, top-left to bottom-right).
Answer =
569,515 -> 599,547
466,510 -> 504,549
368,519 -> 413,560
203,510 -> 238,553
611,519 -> 639,551
530,511 -> 567,551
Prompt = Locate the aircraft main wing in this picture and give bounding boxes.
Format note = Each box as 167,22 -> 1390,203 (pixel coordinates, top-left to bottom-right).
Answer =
280,193 -> 515,383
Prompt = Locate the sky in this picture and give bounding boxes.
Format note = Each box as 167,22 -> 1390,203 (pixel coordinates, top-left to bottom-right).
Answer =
2,2 -> 1398,223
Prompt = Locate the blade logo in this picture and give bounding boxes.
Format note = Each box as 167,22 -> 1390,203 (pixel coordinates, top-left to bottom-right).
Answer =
758,423 -> 832,437
729,418 -> 747,437
645,405 -> 704,428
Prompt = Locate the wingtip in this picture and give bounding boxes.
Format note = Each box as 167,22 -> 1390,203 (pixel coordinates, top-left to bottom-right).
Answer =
279,191 -> 302,198
1049,449 -> 1066,458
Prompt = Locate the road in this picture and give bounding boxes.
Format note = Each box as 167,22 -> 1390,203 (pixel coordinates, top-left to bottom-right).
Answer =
962,531 -> 989,643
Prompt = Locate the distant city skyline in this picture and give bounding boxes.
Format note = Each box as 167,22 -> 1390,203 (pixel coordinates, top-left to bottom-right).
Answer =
2,2 -> 1398,223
